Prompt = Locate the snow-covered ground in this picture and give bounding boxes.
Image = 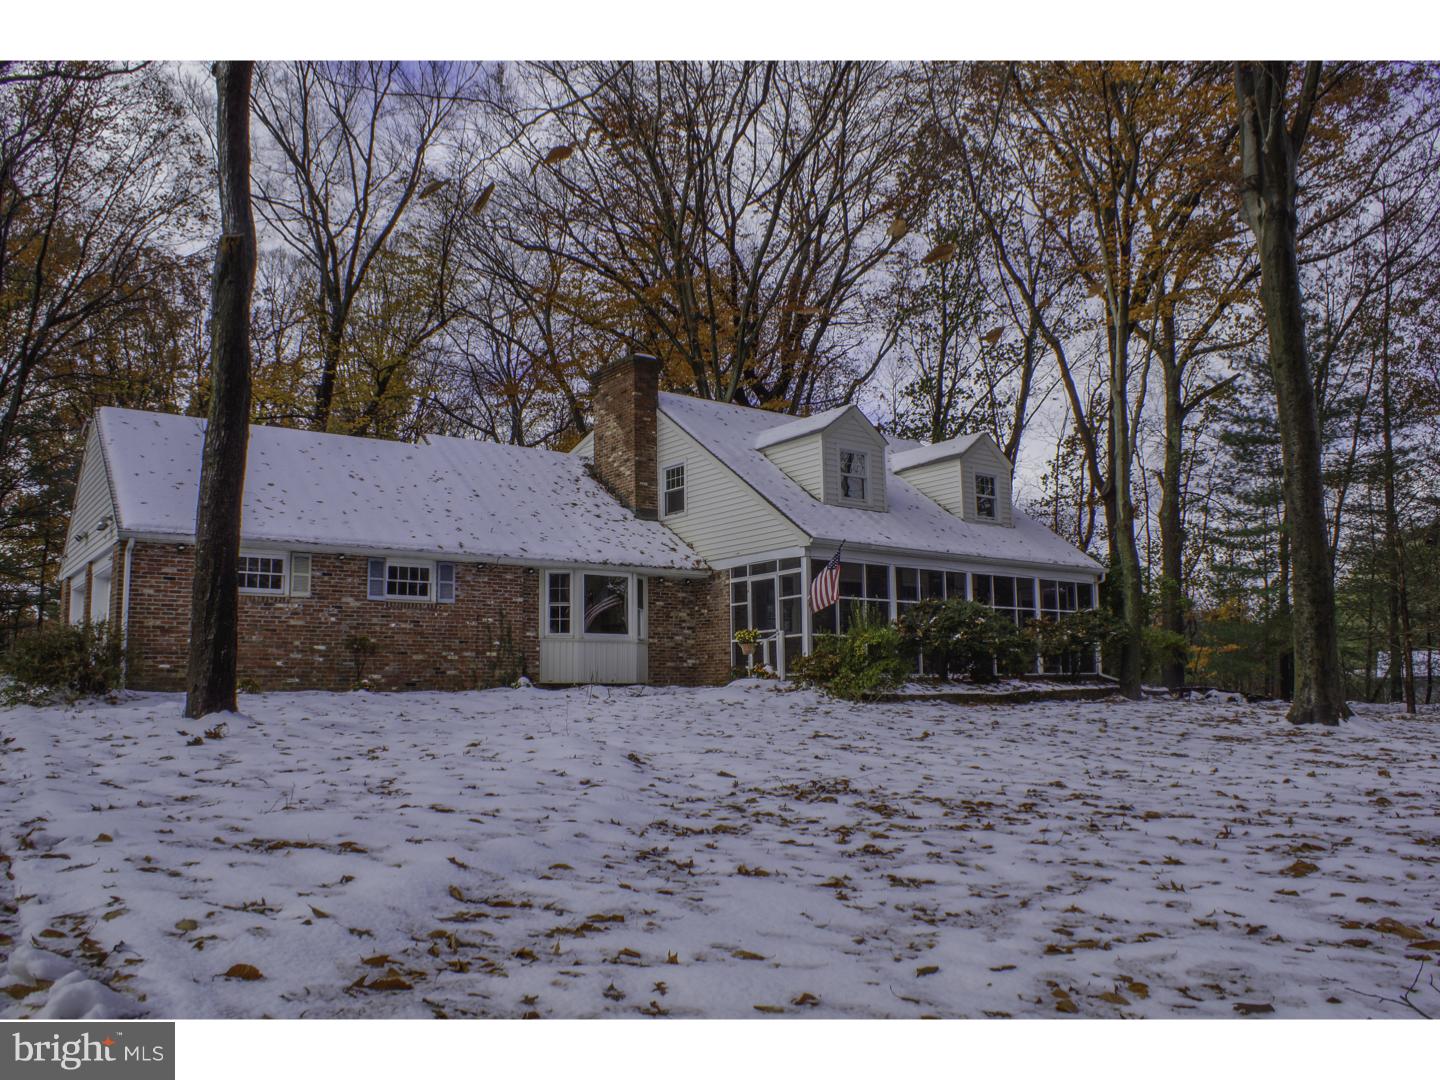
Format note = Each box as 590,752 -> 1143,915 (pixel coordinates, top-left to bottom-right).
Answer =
2,683 -> 1436,1019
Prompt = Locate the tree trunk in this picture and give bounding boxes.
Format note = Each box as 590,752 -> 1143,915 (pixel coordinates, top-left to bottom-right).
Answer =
1157,313 -> 1187,689
185,61 -> 256,720
1234,61 -> 1349,725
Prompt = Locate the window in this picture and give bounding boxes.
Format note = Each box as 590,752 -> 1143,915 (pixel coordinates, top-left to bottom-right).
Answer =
972,573 -> 1036,628
975,474 -> 997,519
238,553 -> 286,594
1039,578 -> 1098,674
68,575 -> 86,625
839,449 -> 868,501
810,557 -> 890,634
662,462 -> 686,516
547,572 -> 571,634
366,558 -> 455,602
583,574 -> 629,635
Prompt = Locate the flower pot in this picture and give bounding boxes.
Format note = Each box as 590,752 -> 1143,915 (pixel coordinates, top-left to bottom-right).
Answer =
739,642 -> 755,657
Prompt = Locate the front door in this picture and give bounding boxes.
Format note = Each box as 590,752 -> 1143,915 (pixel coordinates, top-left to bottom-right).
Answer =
749,576 -> 778,672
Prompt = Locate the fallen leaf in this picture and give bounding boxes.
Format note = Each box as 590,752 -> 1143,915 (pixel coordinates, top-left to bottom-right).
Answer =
1233,1002 -> 1274,1016
223,964 -> 264,981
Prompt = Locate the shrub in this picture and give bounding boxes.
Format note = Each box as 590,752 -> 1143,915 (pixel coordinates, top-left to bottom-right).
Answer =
0,621 -> 123,704
1025,607 -> 1126,677
790,612 -> 910,701
897,598 -> 1030,681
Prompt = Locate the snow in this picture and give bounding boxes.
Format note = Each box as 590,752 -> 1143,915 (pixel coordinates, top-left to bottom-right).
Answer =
888,433 -> 985,472
660,393 -> 1102,573
93,408 -> 705,572
751,404 -> 855,449
2,685 -> 1437,1019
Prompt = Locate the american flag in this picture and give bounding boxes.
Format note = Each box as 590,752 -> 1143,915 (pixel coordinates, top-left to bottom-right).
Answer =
809,543 -> 845,613
584,581 -> 625,627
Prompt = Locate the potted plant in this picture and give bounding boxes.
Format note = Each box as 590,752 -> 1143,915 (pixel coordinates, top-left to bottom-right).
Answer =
734,627 -> 762,658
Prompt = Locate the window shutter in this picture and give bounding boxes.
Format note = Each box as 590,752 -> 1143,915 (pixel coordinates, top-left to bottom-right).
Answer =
436,562 -> 456,603
368,558 -> 386,600
290,554 -> 312,597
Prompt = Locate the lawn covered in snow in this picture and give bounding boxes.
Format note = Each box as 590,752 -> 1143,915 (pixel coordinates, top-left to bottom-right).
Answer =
2,682 -> 1437,1019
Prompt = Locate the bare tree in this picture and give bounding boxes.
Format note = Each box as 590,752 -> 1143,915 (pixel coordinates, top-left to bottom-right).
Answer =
185,61 -> 256,721
249,61 -> 485,432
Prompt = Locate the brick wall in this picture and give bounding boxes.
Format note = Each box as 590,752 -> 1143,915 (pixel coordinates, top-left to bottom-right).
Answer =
123,543 -> 539,692
648,571 -> 731,685
592,353 -> 659,519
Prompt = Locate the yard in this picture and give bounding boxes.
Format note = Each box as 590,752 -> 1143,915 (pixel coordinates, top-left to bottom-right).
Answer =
1,681 -> 1437,1019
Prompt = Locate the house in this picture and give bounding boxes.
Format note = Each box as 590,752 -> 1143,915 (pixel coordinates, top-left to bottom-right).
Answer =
58,353 -> 1103,690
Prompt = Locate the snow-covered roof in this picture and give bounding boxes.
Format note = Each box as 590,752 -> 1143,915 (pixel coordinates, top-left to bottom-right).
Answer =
752,404 -> 855,449
93,408 -> 705,572
889,433 -> 988,472
659,393 -> 1102,574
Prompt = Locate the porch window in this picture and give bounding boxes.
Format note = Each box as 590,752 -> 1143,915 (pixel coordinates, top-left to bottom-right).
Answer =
583,574 -> 629,635
547,572 -> 571,634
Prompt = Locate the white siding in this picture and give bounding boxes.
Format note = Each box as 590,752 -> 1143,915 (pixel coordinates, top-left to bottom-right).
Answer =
539,639 -> 647,684
655,412 -> 808,562
895,457 -> 966,517
819,410 -> 888,512
761,432 -> 824,499
894,436 -> 1015,528
61,423 -> 119,578
960,442 -> 1014,528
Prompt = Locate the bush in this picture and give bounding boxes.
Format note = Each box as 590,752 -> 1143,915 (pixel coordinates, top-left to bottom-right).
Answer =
1025,607 -> 1126,677
1142,626 -> 1189,682
897,598 -> 1030,681
790,612 -> 910,701
0,621 -> 123,704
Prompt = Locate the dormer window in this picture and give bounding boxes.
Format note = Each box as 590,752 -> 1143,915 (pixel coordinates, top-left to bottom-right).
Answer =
839,449 -> 868,501
975,474 -> 997,520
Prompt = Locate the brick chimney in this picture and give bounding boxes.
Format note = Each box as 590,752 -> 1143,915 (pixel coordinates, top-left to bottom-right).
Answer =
592,352 -> 659,519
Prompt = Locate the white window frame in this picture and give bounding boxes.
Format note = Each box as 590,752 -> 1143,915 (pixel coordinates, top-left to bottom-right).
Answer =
975,473 -> 998,520
540,569 -> 640,641
238,551 -> 288,595
366,557 -> 456,604
838,448 -> 868,502
546,571 -> 572,635
661,460 -> 687,518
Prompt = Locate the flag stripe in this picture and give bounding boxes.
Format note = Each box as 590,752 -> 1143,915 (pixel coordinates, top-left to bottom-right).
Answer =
809,545 -> 844,613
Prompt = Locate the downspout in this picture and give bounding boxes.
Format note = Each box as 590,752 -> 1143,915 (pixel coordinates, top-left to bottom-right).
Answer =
120,538 -> 135,687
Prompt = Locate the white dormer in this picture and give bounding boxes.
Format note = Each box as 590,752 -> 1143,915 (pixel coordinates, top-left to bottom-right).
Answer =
890,432 -> 1014,527
755,404 -> 888,513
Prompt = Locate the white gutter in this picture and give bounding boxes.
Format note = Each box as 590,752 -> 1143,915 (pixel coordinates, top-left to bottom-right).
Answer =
119,538 -> 135,686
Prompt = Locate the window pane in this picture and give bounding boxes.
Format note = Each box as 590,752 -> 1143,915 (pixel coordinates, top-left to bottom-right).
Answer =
1017,577 -> 1035,610
732,582 -> 747,605
839,562 -> 864,597
972,575 -> 992,604
897,567 -> 919,603
778,557 -> 801,571
945,571 -> 965,599
923,570 -> 945,600
583,575 -> 628,635
780,573 -> 801,598
748,560 -> 776,576
386,563 -> 430,598
239,555 -> 285,592
866,564 -> 889,599
1078,582 -> 1095,609
993,575 -> 1015,608
1041,580 -> 1058,612
663,464 -> 685,515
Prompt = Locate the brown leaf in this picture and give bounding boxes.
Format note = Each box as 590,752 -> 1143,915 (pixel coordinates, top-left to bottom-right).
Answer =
753,1004 -> 785,1014
921,242 -> 956,266
732,949 -> 766,961
982,327 -> 1005,345
95,833 -> 113,843
361,954 -> 391,967
309,906 -> 330,919
791,991 -> 820,1006
368,976 -> 413,991
1233,1002 -> 1275,1016
542,145 -> 575,167
470,182 -> 495,216
1372,917 -> 1427,942
1280,859 -> 1319,877
223,964 -> 264,981
887,216 -> 908,240
175,919 -> 199,932
1097,990 -> 1130,1005
417,178 -> 449,200
915,965 -> 940,976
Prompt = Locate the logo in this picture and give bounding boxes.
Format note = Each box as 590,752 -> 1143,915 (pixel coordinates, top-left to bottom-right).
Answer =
2,1023 -> 174,1079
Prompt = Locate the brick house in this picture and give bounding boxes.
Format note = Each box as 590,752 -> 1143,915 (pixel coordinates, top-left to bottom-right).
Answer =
59,354 -> 1103,691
